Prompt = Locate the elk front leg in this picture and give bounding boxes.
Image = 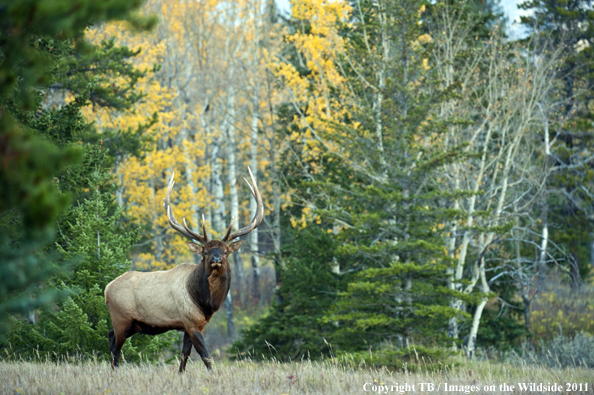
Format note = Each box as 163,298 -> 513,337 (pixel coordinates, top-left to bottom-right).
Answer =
189,330 -> 212,370
179,332 -> 193,373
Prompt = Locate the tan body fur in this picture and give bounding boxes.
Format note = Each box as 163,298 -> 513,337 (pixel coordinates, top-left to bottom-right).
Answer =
105,264 -> 208,334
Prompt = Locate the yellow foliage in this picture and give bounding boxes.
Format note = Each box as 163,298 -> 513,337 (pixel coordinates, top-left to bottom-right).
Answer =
418,34 -> 432,44
271,0 -> 353,166
531,287 -> 594,340
83,0 -> 282,270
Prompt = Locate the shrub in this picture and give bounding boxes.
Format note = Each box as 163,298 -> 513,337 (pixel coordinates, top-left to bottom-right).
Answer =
530,284 -> 594,340
539,332 -> 594,368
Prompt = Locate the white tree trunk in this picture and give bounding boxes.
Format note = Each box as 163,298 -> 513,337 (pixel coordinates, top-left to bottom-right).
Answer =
373,1 -> 389,173
538,113 -> 550,286
250,92 -> 261,302
149,174 -> 164,263
448,122 -> 495,342
226,90 -> 239,239
447,164 -> 461,346
466,298 -> 487,358
225,88 -> 245,306
115,157 -> 124,208
181,127 -> 200,230
223,289 -> 236,340
211,135 -> 225,235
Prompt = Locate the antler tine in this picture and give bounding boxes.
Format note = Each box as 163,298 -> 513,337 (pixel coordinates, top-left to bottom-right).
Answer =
224,167 -> 264,243
221,216 -> 234,242
201,214 -> 209,242
183,217 -> 207,243
163,172 -> 207,244
242,176 -> 263,225
243,177 -> 256,197
245,167 -> 263,228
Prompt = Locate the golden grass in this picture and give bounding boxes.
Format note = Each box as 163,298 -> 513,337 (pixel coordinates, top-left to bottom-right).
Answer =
1,357 -> 593,395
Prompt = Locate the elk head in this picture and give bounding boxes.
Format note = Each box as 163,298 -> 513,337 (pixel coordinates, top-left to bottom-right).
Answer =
162,167 -> 263,273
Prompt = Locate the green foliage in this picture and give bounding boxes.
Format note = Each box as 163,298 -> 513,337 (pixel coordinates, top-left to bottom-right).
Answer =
237,0 -> 484,366
0,234 -> 67,337
309,0 -> 472,357
530,285 -> 594,340
230,225 -> 342,360
341,343 -> 449,371
53,38 -> 150,110
521,0 -> 594,284
0,114 -> 82,233
5,187 -> 177,361
0,0 -> 143,337
0,0 -> 171,361
475,305 -> 528,352
57,187 -> 137,291
539,332 -> 594,368
0,0 -> 148,109
322,179 -> 468,353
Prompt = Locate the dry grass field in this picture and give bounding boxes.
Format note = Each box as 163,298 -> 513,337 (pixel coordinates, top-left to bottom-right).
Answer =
1,357 -> 593,395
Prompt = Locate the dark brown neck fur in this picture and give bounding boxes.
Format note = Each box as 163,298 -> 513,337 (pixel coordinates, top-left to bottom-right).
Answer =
186,261 -> 231,321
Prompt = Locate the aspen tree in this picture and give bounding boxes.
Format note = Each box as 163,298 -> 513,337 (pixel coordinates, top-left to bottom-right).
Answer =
431,3 -> 564,355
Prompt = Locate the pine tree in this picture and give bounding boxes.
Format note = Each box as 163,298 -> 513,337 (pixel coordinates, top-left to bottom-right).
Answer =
520,0 -> 594,286
1,0 -> 175,359
229,224 -> 341,360
316,0 -> 470,364
5,82 -> 175,360
7,183 -> 176,361
234,0 -> 473,365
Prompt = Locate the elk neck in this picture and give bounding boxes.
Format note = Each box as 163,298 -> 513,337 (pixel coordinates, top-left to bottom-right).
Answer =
186,260 -> 231,321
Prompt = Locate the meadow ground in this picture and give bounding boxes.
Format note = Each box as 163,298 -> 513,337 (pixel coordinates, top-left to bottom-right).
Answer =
0,357 -> 593,395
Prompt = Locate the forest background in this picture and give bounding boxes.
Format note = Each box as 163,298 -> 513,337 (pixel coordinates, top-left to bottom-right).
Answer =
2,0 -> 594,369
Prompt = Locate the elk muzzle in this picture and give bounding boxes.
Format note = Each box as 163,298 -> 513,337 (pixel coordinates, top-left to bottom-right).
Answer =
211,253 -> 222,267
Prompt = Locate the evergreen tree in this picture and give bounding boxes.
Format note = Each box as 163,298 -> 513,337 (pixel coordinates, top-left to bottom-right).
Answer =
520,0 -> 594,286
235,0 -> 476,365
0,0 -> 175,359
3,73 -> 175,360
230,224 -> 341,361
7,182 -> 176,361
0,0 -> 152,336
317,0 -> 475,363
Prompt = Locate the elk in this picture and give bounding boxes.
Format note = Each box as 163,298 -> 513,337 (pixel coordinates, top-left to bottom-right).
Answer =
104,167 -> 263,372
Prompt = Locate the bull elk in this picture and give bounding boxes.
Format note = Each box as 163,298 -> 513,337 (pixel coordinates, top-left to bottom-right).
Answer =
104,168 -> 263,372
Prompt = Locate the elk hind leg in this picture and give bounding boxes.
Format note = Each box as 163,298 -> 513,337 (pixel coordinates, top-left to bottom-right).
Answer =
111,322 -> 134,370
178,332 -> 193,373
189,330 -> 212,370
108,330 -> 116,355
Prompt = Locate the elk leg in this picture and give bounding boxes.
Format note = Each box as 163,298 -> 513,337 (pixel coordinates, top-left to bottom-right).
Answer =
108,330 -> 116,355
111,334 -> 126,369
111,322 -> 134,369
189,330 -> 212,370
178,332 -> 193,373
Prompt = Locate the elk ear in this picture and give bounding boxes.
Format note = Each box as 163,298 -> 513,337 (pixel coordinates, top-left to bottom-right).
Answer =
227,240 -> 243,253
187,242 -> 203,254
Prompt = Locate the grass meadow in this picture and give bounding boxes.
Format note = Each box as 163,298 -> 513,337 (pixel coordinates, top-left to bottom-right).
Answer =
1,356 -> 593,394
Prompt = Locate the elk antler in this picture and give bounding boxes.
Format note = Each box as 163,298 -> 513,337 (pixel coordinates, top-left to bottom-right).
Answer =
163,172 -> 208,244
183,215 -> 209,244
222,167 -> 264,243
